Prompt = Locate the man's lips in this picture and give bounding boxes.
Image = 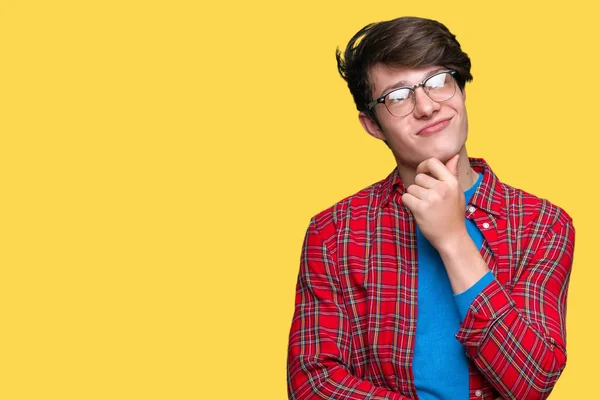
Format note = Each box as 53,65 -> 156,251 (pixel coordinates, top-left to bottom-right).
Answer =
417,118 -> 451,136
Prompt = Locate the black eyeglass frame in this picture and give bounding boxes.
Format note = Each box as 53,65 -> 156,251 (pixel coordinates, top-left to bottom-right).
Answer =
367,69 -> 458,117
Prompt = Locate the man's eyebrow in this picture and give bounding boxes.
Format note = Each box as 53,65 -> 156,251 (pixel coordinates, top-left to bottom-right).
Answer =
378,67 -> 447,97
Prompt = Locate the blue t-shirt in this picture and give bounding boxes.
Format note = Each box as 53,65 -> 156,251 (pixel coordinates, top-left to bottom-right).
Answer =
412,172 -> 494,400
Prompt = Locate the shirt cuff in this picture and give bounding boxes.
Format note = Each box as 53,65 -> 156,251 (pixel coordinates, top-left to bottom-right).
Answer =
454,271 -> 495,321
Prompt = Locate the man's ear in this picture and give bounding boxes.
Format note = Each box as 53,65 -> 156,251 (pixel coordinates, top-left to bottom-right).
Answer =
358,111 -> 386,141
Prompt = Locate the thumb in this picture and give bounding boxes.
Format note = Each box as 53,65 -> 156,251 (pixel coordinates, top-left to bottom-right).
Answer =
445,154 -> 460,177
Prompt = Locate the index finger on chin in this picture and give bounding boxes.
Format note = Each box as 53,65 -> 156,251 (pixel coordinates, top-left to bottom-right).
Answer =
416,158 -> 451,181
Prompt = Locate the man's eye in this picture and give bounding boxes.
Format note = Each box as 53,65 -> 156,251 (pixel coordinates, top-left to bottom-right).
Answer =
388,89 -> 410,103
425,74 -> 446,88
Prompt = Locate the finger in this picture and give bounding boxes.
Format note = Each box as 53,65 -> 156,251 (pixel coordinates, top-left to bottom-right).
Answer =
414,173 -> 438,189
445,154 -> 460,177
415,157 -> 441,176
401,192 -> 419,213
416,158 -> 455,182
406,184 -> 428,200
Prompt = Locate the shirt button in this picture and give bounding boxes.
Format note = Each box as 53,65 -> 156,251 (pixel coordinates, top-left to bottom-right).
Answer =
468,206 -> 476,213
482,222 -> 490,229
475,389 -> 482,397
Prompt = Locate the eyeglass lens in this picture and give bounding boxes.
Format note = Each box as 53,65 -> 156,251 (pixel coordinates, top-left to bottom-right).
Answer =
385,72 -> 457,117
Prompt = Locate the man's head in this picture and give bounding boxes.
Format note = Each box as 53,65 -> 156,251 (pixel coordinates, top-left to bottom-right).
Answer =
336,17 -> 474,168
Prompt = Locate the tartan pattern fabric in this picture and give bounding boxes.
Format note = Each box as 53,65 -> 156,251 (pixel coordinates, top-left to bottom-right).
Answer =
287,158 -> 575,400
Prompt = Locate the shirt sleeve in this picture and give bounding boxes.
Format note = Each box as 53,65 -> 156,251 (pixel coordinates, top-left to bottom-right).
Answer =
287,218 -> 413,400
455,218 -> 575,400
454,270 -> 495,321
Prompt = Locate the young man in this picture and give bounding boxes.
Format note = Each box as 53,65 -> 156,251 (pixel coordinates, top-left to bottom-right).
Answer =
287,17 -> 575,400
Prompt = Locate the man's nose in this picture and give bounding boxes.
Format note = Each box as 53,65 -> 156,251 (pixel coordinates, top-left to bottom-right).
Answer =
412,87 -> 440,118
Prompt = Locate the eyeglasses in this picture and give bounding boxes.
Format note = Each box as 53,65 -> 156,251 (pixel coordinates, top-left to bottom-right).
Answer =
368,70 -> 458,117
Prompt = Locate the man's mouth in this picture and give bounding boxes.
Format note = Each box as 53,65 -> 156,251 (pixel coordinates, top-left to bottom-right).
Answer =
417,118 -> 451,136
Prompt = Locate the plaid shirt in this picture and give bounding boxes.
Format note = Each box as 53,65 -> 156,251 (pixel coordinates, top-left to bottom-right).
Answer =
287,158 -> 575,400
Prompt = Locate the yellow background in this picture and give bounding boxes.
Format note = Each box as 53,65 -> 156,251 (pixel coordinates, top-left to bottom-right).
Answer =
0,1 -> 597,399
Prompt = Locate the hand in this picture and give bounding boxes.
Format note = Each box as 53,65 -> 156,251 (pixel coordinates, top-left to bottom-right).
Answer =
401,155 -> 467,251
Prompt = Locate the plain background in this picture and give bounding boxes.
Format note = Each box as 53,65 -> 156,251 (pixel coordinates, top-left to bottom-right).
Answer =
1,1 -> 598,398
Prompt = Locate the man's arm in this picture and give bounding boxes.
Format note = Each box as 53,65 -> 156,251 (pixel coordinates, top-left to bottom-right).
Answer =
287,218 -> 412,400
455,218 -> 574,400
402,156 -> 575,399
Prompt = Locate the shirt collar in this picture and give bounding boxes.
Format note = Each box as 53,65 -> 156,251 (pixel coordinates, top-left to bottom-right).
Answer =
380,157 -> 506,219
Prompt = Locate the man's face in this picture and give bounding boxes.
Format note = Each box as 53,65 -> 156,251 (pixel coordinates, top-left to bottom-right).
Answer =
360,64 -> 469,168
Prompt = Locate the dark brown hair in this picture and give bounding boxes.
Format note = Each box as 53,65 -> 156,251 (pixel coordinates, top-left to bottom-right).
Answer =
336,16 -> 473,120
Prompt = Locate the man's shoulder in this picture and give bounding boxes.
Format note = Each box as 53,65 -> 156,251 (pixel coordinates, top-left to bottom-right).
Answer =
499,180 -> 573,230
310,173 -> 392,235
471,158 -> 573,230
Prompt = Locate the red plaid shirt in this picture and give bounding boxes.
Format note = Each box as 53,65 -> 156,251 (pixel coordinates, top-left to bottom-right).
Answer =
288,158 -> 575,400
